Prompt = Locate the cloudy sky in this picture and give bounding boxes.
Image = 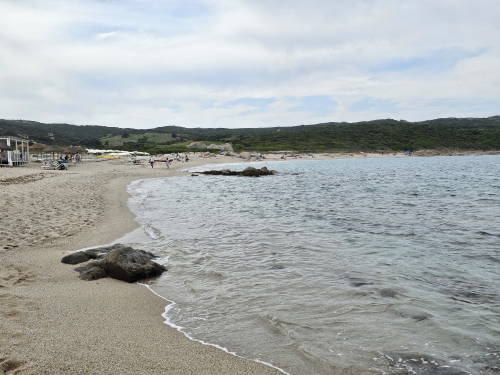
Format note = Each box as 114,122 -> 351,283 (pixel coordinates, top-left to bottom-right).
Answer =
1,0 -> 499,129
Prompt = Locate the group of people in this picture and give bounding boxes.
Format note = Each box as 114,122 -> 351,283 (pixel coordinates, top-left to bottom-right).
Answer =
58,153 -> 82,163
148,153 -> 190,168
148,158 -> 170,168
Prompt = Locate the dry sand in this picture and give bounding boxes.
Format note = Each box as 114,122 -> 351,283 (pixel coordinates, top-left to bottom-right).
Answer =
0,156 -> 282,375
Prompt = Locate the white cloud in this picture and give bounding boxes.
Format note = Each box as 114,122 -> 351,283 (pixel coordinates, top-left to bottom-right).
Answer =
0,0 -> 499,128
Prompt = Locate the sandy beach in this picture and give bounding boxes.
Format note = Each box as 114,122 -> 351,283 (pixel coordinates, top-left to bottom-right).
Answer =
0,156 -> 282,374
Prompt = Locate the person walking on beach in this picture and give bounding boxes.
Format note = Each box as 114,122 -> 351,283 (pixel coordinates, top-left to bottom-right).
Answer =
149,158 -> 154,168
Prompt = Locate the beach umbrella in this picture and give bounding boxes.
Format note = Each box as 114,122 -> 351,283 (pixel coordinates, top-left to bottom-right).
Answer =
42,145 -> 64,159
68,146 -> 87,154
29,143 -> 46,154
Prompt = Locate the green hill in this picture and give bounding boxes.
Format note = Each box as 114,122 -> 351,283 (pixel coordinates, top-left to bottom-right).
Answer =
1,116 -> 499,153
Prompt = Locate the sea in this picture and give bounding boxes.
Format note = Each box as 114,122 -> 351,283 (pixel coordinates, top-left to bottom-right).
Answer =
123,155 -> 499,375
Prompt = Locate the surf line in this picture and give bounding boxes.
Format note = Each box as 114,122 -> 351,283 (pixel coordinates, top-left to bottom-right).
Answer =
139,283 -> 290,375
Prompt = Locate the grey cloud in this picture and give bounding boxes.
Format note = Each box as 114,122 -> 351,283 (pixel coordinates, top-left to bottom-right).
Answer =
0,0 -> 499,128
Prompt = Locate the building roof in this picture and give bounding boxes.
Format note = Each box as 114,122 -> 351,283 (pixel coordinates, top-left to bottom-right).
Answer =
0,136 -> 30,142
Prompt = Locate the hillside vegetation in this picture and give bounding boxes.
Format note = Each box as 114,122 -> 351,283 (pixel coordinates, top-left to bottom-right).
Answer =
1,116 -> 499,153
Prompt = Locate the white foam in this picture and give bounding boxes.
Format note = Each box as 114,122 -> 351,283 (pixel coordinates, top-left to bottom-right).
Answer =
139,283 -> 290,375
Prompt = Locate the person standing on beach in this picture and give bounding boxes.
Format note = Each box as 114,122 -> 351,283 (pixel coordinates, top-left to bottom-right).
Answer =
149,158 -> 154,168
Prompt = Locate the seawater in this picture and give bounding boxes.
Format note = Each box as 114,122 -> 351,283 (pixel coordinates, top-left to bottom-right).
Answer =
127,155 -> 500,375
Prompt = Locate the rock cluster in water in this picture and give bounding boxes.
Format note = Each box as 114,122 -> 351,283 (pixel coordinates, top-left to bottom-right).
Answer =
198,166 -> 276,177
61,244 -> 166,282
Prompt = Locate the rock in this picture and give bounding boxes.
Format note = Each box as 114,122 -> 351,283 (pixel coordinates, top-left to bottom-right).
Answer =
63,244 -> 166,282
271,264 -> 285,270
186,141 -> 207,149
221,143 -> 234,152
61,244 -> 128,265
204,143 -> 234,152
200,167 -> 276,177
75,261 -> 107,281
380,288 -> 398,298
348,277 -> 373,287
241,167 -> 260,176
207,143 -> 234,151
411,313 -> 432,321
61,251 -> 94,265
101,246 -> 166,283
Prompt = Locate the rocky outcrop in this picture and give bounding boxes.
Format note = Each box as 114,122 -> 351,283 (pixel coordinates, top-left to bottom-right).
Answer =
206,143 -> 234,152
242,167 -> 273,176
61,251 -> 95,265
74,261 -> 108,281
62,244 -> 166,282
61,244 -> 125,264
199,167 -> 276,177
186,141 -> 208,149
101,246 -> 166,282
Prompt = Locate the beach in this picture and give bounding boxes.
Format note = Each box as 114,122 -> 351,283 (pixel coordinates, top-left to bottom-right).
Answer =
0,156 -> 282,374
2,152 -> 498,374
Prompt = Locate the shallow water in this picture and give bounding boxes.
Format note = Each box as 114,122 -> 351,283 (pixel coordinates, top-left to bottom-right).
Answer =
127,155 -> 500,375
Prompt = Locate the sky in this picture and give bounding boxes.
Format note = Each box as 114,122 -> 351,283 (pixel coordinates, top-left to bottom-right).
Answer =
1,0 -> 499,129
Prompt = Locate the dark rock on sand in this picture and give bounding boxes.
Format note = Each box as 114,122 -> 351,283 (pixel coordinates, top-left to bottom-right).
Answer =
200,167 -> 276,177
61,243 -> 125,264
61,251 -> 96,265
74,261 -> 107,281
101,246 -> 166,283
63,244 -> 166,282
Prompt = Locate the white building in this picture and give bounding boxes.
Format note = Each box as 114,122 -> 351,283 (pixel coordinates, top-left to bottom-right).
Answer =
0,137 -> 30,167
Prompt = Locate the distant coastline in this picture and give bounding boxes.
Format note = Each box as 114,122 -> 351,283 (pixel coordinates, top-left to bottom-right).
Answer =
1,116 -> 499,155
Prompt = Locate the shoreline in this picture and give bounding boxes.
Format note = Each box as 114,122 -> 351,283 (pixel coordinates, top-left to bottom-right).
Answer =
141,284 -> 289,375
1,156 -> 281,374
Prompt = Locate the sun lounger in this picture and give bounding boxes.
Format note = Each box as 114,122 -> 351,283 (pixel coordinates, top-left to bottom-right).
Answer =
41,160 -> 68,170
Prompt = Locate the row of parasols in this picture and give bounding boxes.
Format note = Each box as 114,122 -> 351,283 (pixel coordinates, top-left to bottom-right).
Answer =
35,145 -> 88,158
